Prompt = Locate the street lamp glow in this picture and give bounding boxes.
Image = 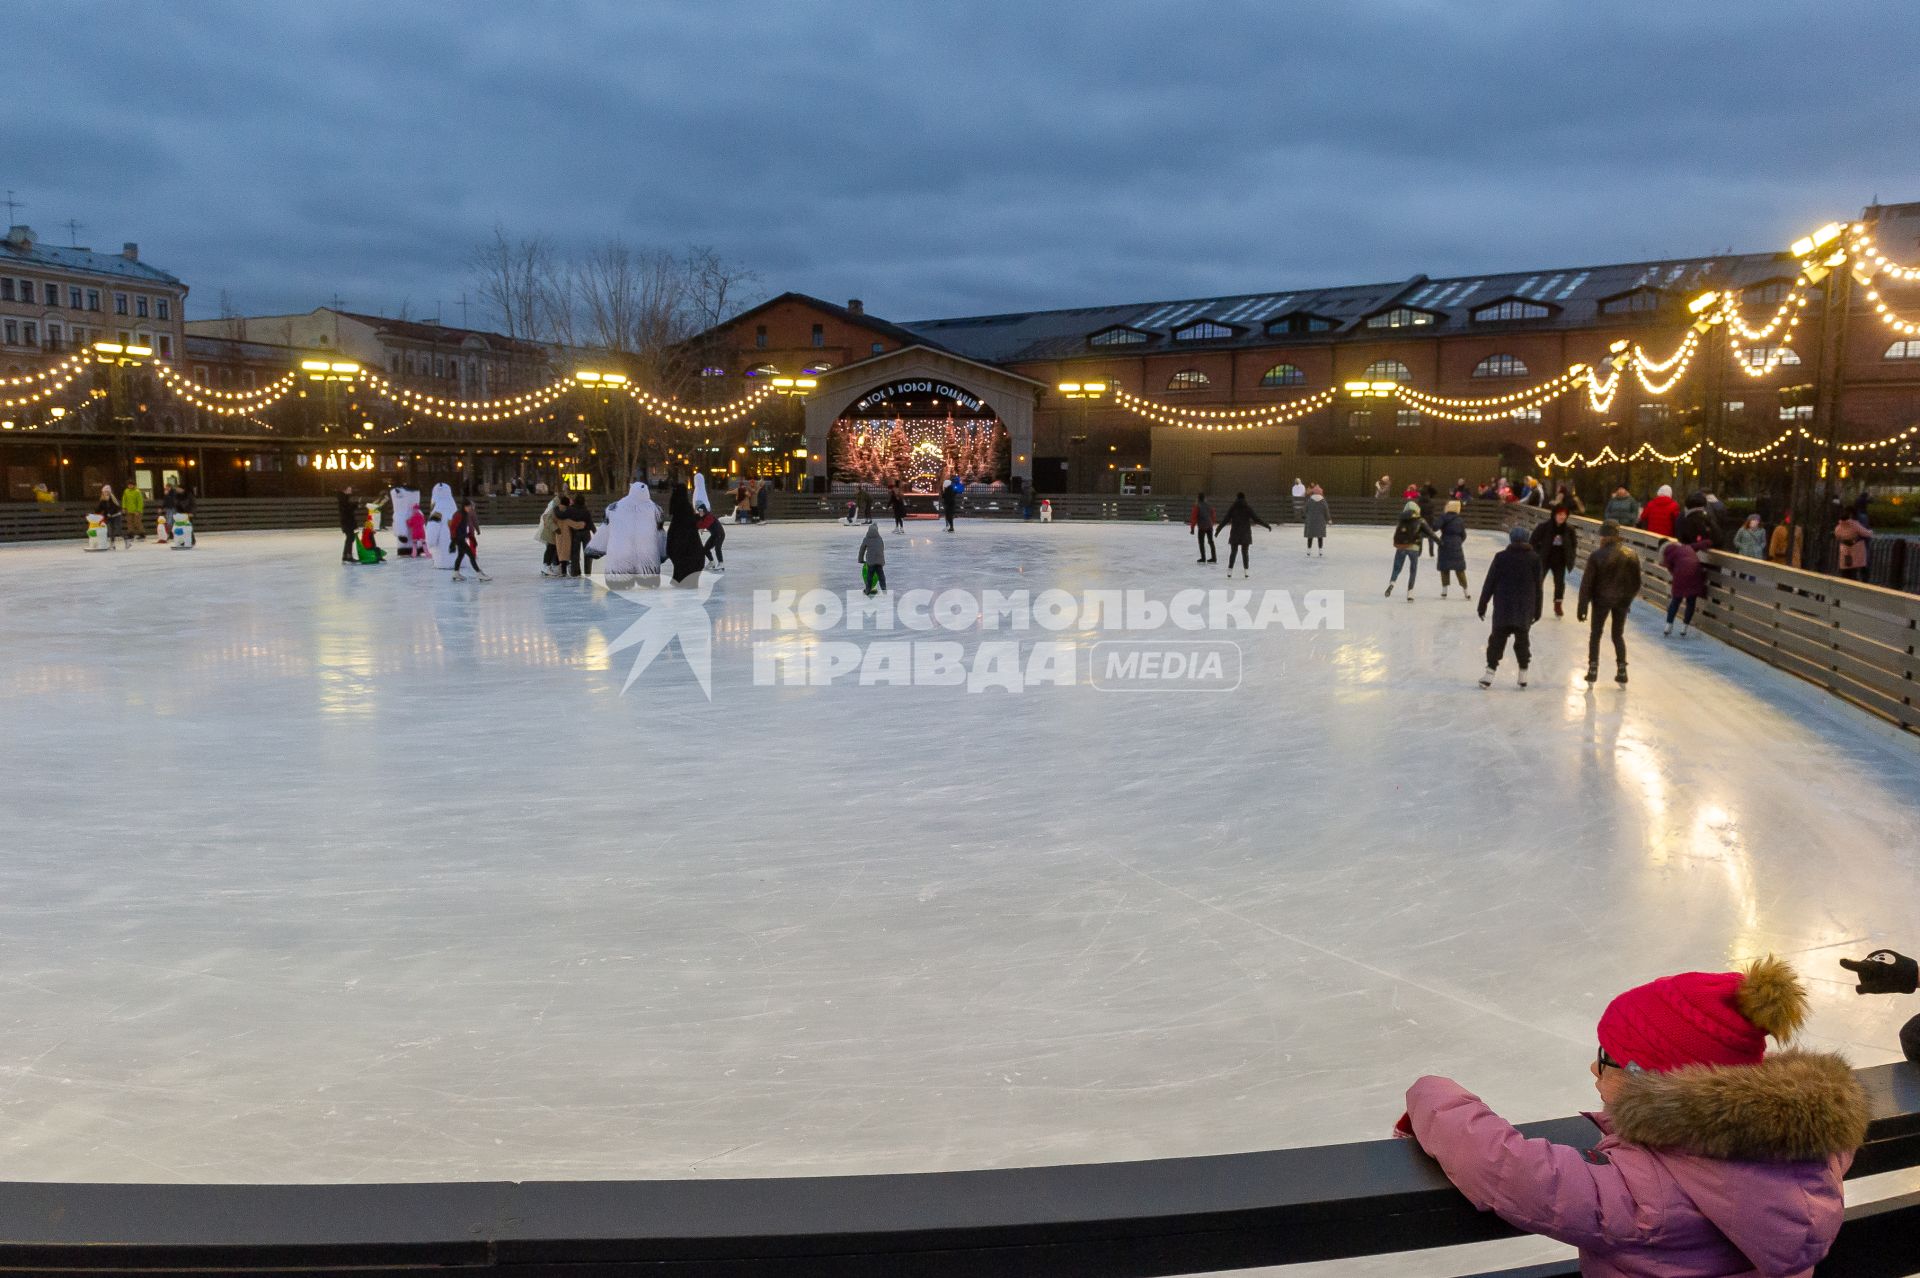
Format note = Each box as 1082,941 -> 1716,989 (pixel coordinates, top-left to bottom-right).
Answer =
1057,381 -> 1082,394
95,342 -> 126,355
300,359 -> 331,372
573,370 -> 603,383
794,377 -> 817,389
124,345 -> 153,358
1688,290 -> 1719,315
329,361 -> 360,375
771,377 -> 796,388
1081,381 -> 1107,393
600,373 -> 628,385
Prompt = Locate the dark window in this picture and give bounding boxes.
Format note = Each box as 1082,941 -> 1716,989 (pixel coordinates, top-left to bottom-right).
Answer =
0,279 -> 9,301
68,286 -> 82,308
1347,410 -> 1374,433
45,283 -> 58,306
1362,359 -> 1412,383
1600,290 -> 1661,315
46,323 -> 61,350
1259,363 -> 1306,387
1090,328 -> 1148,346
136,296 -> 148,318
755,325 -> 767,349
1172,321 -> 1233,341
1473,299 -> 1549,322
2,320 -> 15,344
157,336 -> 171,359
871,342 -> 884,354
1395,409 -> 1421,429
811,323 -> 824,347
114,292 -> 128,316
87,289 -> 100,311
1268,314 -> 1336,335
242,369 -> 255,388
156,299 -> 170,321
1167,370 -> 1210,391
1636,403 -> 1669,427
1735,344 -> 1801,369
20,322 -> 34,345
1366,307 -> 1434,329
1472,354 -> 1528,378
1744,281 -> 1792,306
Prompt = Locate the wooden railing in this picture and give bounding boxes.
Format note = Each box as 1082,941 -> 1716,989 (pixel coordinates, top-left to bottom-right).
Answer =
1506,507 -> 1919,734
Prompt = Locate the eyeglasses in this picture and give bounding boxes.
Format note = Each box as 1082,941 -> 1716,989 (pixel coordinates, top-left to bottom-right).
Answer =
1596,1046 -> 1625,1072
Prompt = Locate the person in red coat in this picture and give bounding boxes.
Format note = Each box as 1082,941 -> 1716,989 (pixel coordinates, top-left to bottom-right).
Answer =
1639,484 -> 1681,538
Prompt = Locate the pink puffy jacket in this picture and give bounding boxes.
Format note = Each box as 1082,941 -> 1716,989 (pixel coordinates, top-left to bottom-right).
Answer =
1406,1051 -> 1868,1278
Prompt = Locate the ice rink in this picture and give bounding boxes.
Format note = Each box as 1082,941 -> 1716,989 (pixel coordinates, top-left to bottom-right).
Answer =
1,518 -> 1916,1187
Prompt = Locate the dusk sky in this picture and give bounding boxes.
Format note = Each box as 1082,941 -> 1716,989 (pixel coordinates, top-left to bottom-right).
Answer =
14,1 -> 1919,328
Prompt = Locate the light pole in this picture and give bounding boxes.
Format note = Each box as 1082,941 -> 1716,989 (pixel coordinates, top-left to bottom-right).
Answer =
573,370 -> 629,489
1342,379 -> 1396,495
92,340 -> 151,480
1056,379 -> 1107,494
770,377 -> 816,489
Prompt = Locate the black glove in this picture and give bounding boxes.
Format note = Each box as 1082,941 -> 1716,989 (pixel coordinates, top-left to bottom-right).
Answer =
1840,950 -> 1919,995
1903,1013 -> 1920,1065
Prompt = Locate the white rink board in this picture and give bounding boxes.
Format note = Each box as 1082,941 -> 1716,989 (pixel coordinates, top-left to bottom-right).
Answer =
0,520 -> 1915,1185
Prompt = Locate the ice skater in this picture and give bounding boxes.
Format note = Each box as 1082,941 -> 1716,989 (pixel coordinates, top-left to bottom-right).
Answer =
449,499 -> 489,580
93,485 -> 127,549
1433,499 -> 1469,598
1301,484 -> 1329,555
1188,492 -> 1217,563
857,522 -> 887,595
889,484 -> 906,531
1218,492 -> 1269,578
1529,505 -> 1578,616
1383,501 -> 1438,599
698,501 -> 726,571
1577,520 -> 1641,684
940,478 -> 958,532
1477,526 -> 1542,688
405,503 -> 427,559
1661,536 -> 1706,636
337,485 -> 361,563
1397,956 -> 1867,1278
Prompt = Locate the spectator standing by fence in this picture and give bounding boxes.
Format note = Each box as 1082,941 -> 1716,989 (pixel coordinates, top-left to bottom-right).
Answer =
1578,520 -> 1641,684
1662,538 -> 1706,636
1603,485 -> 1639,527
1640,484 -> 1681,538
1398,956 -> 1867,1278
1768,512 -> 1795,564
1733,514 -> 1767,559
1834,513 -> 1872,582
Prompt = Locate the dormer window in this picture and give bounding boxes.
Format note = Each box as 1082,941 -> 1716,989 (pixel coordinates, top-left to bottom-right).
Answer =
1598,288 -> 1663,315
1265,313 -> 1337,336
1472,299 -> 1550,322
1365,307 -> 1436,329
1742,280 -> 1794,307
1089,326 -> 1150,347
1172,320 -> 1234,342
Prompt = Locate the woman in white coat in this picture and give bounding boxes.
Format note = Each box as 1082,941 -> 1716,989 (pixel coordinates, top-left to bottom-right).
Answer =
600,481 -> 664,576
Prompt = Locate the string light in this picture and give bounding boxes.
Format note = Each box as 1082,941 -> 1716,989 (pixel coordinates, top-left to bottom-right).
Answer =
361,371 -> 572,422
152,363 -> 297,415
1847,227 -> 1920,284
0,352 -> 89,388
0,357 -> 87,408
627,382 -> 776,428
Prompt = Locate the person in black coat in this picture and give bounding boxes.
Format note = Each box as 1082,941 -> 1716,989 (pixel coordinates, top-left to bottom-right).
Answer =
1217,493 -> 1271,578
1679,492 -> 1720,549
564,493 -> 596,578
1529,506 -> 1579,616
939,479 -> 958,532
1478,525 -> 1544,688
665,483 -> 705,583
337,485 -> 360,563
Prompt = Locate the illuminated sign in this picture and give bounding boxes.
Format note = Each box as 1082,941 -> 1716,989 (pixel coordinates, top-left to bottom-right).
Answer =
852,380 -> 985,414
305,449 -> 375,471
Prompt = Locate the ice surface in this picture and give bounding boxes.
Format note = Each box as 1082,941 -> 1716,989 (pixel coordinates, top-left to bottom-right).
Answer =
0,520 -> 1915,1186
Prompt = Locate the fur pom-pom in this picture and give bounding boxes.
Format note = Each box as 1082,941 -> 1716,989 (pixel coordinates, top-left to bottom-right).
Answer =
1736,954 -> 1808,1041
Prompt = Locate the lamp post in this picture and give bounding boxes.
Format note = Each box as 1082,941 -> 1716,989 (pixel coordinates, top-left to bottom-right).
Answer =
1056,379 -> 1107,494
770,377 -> 816,489
93,340 -> 152,480
573,370 -> 629,490
1792,222 -> 1853,570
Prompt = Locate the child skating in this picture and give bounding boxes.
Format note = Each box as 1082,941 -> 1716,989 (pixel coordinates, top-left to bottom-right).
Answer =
857,523 -> 887,596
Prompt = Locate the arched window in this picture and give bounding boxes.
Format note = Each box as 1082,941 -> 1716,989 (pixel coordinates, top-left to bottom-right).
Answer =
1167,370 -> 1211,391
1735,345 -> 1801,369
1259,363 -> 1306,388
1472,354 -> 1528,378
1362,359 -> 1412,383
1885,339 -> 1920,361
1172,321 -> 1233,342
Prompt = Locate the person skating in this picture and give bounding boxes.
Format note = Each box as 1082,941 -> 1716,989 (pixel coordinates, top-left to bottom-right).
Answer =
754,479 -> 771,524
449,499 -> 489,580
538,489 -> 564,576
1838,948 -> 1920,1064
355,507 -> 387,564
857,523 -> 887,595
664,484 -> 705,584
939,478 -> 958,532
1398,956 -> 1868,1278
1301,484 -> 1330,555
1218,492 -> 1270,578
1433,499 -> 1469,598
889,484 -> 906,532
1529,505 -> 1578,616
1602,484 -> 1640,528
94,485 -> 126,548
1577,519 -> 1641,684
337,485 -> 361,563
405,502 -> 426,558
1477,525 -> 1543,688
1640,483 -> 1681,538
559,494 -> 595,578
698,502 -> 726,571
1383,500 -> 1437,599
1661,537 -> 1707,636
1188,492 -> 1217,564
120,479 -> 145,541
855,485 -> 873,525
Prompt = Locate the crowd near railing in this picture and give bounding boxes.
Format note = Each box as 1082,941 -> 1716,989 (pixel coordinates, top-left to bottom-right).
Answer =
0,1061 -> 1911,1275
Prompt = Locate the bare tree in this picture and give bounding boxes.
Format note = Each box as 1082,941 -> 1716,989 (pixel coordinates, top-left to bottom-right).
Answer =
469,225 -> 558,342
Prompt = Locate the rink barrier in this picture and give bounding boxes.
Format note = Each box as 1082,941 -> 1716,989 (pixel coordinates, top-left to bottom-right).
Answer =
1505,507 -> 1920,735
0,1061 -> 1911,1276
779,492 -> 1519,527
0,496 -> 588,543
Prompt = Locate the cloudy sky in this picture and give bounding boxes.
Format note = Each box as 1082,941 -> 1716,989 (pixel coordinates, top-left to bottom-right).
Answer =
12,2 -> 1918,328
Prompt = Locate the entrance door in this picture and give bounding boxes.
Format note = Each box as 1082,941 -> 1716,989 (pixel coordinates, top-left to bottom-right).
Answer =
1210,453 -> 1284,497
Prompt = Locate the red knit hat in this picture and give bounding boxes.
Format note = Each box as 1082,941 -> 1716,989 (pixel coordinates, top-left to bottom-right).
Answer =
1597,956 -> 1808,1073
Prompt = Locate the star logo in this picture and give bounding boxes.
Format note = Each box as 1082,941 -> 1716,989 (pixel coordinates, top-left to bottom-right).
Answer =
591,571 -> 720,698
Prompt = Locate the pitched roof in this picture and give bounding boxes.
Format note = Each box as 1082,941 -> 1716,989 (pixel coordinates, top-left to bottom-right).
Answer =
331,309 -> 547,356
717,291 -> 950,354
900,252 -> 1800,364
0,232 -> 185,288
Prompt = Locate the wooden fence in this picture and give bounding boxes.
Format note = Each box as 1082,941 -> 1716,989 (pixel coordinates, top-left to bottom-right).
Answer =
1507,507 -> 1920,734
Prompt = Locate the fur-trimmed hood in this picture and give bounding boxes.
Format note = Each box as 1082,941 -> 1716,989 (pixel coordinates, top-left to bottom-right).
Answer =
1609,1049 -> 1869,1162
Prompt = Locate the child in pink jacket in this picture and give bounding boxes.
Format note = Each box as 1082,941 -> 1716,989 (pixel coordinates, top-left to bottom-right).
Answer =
1401,957 -> 1868,1278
